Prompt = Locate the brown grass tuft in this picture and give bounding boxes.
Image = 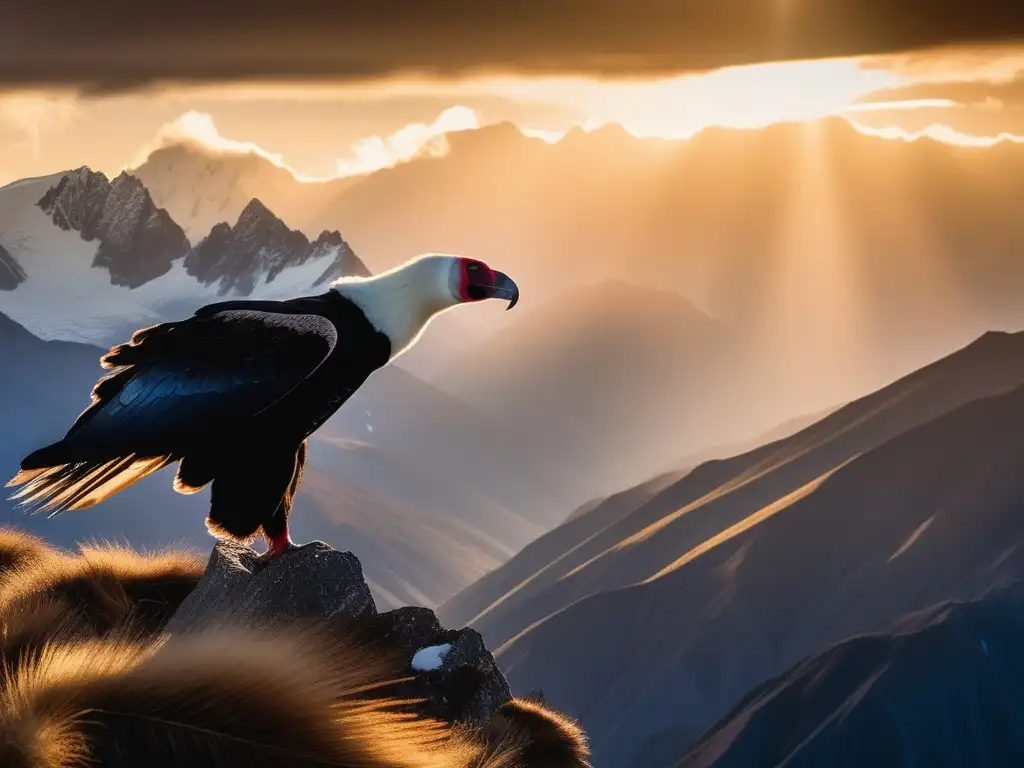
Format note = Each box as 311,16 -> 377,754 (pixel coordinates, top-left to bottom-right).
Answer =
0,540 -> 203,668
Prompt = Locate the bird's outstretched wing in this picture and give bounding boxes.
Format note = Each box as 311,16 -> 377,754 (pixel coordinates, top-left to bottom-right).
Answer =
8,308 -> 337,514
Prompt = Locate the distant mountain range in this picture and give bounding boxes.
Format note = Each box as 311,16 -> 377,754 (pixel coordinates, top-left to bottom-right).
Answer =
7,120 -> 1024,764
0,167 -> 367,346
130,119 -> 1024,353
133,143 -> 362,242
112,118 -> 1024,496
440,329 -> 1024,766
184,197 -> 367,295
10,120 -> 1024,501
433,279 -> 738,495
673,581 -> 1024,767
0,160 -> 795,503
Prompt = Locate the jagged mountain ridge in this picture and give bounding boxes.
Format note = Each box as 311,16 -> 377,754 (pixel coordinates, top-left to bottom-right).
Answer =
38,167 -> 190,288
186,198 -> 368,295
0,167 -> 369,345
35,166 -> 369,293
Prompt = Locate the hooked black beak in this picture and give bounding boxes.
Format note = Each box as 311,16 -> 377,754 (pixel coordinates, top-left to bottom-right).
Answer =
491,271 -> 520,310
468,269 -> 520,309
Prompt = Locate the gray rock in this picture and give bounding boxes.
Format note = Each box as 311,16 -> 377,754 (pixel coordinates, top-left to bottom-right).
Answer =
369,606 -> 446,654
412,625 -> 513,723
366,608 -> 513,723
165,540 -> 513,725
0,243 -> 25,290
165,541 -> 376,633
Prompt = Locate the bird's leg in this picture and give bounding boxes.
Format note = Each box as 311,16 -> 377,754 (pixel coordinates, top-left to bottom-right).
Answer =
265,527 -> 296,560
259,509 -> 297,564
258,443 -> 305,564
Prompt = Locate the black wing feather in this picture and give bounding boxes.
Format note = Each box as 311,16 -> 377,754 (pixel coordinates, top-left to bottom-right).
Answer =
25,309 -> 338,467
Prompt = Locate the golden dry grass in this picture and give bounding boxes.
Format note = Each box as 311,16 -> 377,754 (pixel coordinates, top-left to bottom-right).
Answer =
0,529 -> 590,767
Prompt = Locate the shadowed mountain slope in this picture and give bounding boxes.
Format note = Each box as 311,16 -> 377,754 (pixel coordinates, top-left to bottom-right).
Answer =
496,377 -> 1024,766
442,330 -> 1024,638
433,280 -> 731,495
438,330 -> 1024,765
670,581 -> 1024,768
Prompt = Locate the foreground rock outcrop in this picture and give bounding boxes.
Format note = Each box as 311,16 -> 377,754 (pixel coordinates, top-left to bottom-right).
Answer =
0,530 -> 588,767
167,540 -> 513,725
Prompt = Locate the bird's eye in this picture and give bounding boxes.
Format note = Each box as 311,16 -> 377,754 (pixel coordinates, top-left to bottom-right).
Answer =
467,262 -> 478,271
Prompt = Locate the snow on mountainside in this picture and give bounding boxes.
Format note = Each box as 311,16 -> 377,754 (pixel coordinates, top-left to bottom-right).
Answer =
133,143 -> 360,241
186,198 -> 368,295
0,168 -> 369,346
38,167 -> 189,287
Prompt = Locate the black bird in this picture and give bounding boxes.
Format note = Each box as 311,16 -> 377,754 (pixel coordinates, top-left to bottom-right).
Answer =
7,255 -> 519,561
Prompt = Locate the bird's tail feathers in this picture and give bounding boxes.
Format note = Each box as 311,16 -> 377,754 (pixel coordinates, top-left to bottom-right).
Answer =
6,455 -> 172,516
15,441 -> 73,473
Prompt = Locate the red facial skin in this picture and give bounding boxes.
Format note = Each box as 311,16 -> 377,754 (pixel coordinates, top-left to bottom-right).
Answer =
459,258 -> 496,301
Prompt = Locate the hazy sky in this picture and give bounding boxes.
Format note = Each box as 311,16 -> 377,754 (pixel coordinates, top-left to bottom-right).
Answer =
2,4 -> 1024,185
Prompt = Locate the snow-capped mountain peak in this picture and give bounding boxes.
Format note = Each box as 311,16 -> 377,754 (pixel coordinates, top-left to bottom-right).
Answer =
0,169 -> 369,346
38,167 -> 190,288
185,197 -> 369,295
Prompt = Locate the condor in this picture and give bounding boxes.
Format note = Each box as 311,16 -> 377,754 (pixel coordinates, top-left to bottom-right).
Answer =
8,255 -> 519,561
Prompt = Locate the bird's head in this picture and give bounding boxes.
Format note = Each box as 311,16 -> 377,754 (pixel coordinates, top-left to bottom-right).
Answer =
423,253 -> 520,311
331,253 -> 519,357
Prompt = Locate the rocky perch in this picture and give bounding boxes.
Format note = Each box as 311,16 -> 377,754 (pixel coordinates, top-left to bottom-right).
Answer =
166,541 -> 513,724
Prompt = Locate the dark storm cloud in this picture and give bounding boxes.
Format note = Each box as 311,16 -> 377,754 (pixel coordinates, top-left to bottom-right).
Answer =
4,0 -> 1024,91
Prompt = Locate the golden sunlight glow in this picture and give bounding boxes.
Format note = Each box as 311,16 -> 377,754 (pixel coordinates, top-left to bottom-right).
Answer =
131,106 -> 481,181
863,43 -> 1024,87
473,58 -> 910,139
169,53 -> 1024,164
757,118 -> 871,405
519,127 -> 567,144
848,120 -> 1024,146
845,98 -> 962,112
334,105 -> 479,176
67,47 -> 1024,189
0,91 -> 78,157
130,110 -> 322,179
